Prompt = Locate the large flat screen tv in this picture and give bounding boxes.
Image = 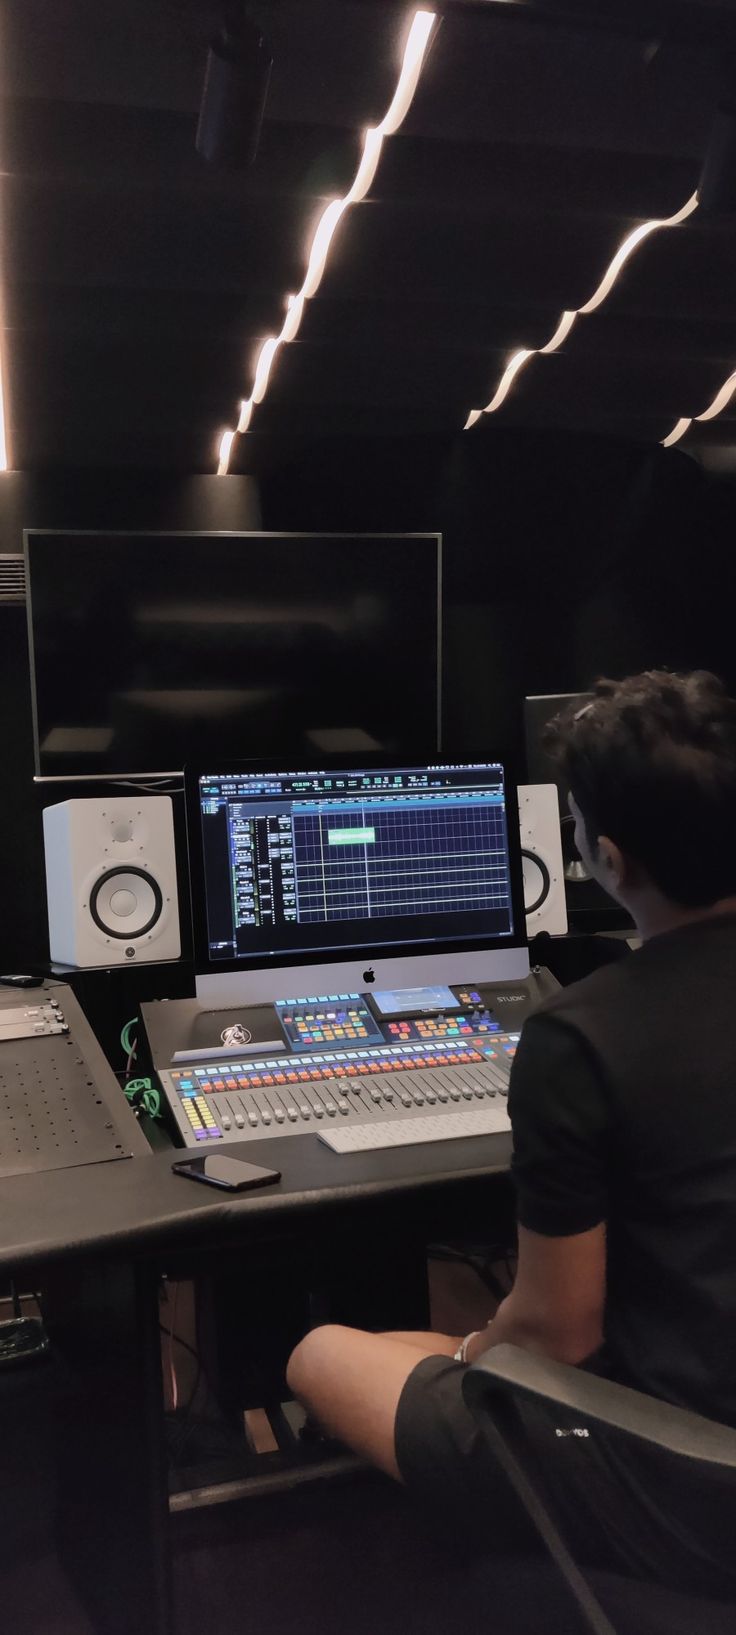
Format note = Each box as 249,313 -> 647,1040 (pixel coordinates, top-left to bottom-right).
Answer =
25,531 -> 442,778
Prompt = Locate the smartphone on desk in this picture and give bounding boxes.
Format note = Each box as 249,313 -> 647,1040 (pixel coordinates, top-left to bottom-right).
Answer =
172,1155 -> 281,1192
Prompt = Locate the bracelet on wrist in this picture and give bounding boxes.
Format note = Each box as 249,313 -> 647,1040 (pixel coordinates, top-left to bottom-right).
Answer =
453,1329 -> 481,1364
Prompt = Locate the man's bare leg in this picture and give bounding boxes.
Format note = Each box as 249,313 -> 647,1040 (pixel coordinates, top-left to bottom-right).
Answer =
287,1326 -> 461,1481
382,1330 -> 462,1352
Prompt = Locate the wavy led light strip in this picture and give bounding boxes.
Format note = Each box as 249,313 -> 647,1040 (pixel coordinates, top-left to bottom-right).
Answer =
661,366 -> 736,447
217,8 -> 437,474
464,190 -> 699,432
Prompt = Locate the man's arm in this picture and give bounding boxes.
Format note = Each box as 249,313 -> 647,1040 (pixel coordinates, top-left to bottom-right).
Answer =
463,1012 -> 611,1368
287,1012 -> 612,1480
464,1221 -> 606,1366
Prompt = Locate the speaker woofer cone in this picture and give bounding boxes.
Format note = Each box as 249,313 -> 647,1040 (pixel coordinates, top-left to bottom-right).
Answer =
89,867 -> 163,939
521,849 -> 551,916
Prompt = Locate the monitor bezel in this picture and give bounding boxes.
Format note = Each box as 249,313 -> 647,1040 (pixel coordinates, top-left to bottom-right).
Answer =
24,528 -> 443,780
185,754 -> 529,986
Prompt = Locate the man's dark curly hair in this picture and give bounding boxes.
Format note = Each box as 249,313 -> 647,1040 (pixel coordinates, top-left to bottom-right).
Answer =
543,671 -> 736,909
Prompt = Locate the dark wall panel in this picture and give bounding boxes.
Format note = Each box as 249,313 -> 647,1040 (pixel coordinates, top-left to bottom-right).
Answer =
259,431 -> 712,763
0,472 -> 261,968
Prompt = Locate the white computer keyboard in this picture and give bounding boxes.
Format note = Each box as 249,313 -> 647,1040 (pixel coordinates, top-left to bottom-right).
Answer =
318,1105 -> 511,1154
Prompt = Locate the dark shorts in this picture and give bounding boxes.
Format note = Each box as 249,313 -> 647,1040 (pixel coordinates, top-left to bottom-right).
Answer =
394,1355 -> 736,1596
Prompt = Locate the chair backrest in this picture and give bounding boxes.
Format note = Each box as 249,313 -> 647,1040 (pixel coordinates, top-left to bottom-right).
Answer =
463,1347 -> 736,1635
464,1344 -> 736,1470
588,1571 -> 736,1635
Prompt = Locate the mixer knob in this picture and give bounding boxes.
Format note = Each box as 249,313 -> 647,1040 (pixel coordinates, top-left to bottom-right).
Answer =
336,1098 -> 350,1114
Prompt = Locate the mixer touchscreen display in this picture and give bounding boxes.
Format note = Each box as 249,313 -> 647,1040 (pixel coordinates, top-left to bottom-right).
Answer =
370,984 -> 460,1019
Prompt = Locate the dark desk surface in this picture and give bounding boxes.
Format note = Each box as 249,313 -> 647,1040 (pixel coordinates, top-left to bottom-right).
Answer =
0,1128 -> 512,1273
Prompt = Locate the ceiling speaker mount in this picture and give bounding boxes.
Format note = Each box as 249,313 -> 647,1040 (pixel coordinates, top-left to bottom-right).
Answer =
196,6 -> 273,168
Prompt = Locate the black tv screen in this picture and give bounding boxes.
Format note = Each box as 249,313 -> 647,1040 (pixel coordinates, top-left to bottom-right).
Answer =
25,531 -> 442,777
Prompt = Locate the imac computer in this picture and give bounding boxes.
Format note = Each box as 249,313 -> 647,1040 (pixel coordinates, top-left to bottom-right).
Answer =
187,759 -> 530,1007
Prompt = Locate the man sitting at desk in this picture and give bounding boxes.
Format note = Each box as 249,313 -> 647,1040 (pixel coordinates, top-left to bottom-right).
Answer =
287,669 -> 736,1590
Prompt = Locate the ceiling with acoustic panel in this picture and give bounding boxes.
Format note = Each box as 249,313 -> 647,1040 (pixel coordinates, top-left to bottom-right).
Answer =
1,0 -> 736,472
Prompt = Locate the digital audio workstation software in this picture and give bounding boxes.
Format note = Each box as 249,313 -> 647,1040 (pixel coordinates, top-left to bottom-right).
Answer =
197,763 -> 515,963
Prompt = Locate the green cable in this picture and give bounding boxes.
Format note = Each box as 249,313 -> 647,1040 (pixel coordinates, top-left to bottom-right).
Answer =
121,1020 -> 161,1118
124,1076 -> 161,1120
121,1018 -> 138,1058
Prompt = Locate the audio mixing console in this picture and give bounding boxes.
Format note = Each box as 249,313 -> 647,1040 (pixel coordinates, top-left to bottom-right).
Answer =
159,1032 -> 518,1145
142,978 -> 547,1154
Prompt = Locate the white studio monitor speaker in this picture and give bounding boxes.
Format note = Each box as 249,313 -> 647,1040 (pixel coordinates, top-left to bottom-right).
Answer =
518,784 -> 568,939
43,796 -> 181,967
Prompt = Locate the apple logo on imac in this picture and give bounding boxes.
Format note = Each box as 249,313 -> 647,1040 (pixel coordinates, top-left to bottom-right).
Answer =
363,967 -> 375,984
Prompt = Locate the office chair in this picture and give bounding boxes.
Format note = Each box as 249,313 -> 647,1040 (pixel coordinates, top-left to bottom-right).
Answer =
463,1345 -> 736,1635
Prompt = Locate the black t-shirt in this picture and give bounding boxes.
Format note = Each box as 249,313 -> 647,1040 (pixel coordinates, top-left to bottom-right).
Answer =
509,913 -> 736,1426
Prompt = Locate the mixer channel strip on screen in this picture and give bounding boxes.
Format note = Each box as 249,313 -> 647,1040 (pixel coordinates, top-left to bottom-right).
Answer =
159,1033 -> 519,1147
